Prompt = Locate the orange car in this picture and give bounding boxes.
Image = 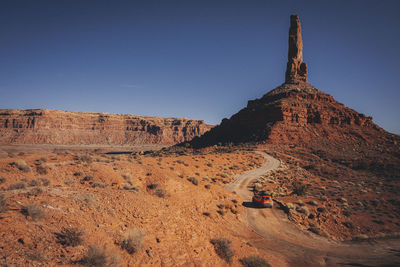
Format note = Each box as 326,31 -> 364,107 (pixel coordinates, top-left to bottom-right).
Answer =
252,190 -> 273,208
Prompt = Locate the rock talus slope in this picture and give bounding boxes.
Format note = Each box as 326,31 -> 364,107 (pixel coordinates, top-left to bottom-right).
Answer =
0,109 -> 213,145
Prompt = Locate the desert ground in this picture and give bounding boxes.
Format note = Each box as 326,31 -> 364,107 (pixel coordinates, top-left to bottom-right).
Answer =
0,144 -> 399,266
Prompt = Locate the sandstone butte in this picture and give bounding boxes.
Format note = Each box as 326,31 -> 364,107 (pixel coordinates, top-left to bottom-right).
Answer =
188,15 -> 400,168
0,109 -> 213,146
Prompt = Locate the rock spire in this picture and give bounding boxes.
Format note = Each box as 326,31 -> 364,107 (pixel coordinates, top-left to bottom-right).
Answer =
285,14 -> 308,84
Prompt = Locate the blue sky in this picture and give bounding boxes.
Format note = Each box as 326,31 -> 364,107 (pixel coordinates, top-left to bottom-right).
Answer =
1,0 -> 399,134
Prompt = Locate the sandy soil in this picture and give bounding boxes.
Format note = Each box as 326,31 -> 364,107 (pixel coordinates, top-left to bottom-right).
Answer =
228,151 -> 400,267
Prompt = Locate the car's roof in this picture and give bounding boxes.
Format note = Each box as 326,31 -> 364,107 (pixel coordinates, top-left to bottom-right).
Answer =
259,190 -> 269,195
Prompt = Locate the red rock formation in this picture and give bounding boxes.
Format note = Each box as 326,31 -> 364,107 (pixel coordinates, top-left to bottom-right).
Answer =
187,15 -> 400,178
285,14 -> 307,84
0,109 -> 213,145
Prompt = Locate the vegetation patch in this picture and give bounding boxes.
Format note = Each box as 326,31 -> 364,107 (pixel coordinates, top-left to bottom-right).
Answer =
36,165 -> 48,175
240,255 -> 271,267
187,177 -> 198,186
0,194 -> 8,213
79,245 -> 120,267
121,227 -> 145,254
291,181 -> 309,196
56,227 -> 84,247
155,188 -> 166,198
10,160 -> 31,172
22,204 -> 45,221
8,182 -> 26,190
210,237 -> 234,263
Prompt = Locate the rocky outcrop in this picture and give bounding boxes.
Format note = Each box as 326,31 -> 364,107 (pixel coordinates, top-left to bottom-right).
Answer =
187,14 -> 398,149
285,14 -> 307,84
188,83 -> 388,146
0,109 -> 213,145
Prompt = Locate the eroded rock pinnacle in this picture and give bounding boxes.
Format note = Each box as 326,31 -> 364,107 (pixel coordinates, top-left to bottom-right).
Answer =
285,14 -> 308,84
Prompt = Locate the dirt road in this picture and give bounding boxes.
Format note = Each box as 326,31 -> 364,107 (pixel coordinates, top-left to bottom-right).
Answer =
227,151 -> 400,267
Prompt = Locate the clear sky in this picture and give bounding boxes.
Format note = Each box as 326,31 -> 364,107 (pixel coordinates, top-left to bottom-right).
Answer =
1,0 -> 399,134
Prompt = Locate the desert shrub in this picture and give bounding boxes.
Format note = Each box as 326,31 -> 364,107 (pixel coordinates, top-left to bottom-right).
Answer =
8,182 -> 26,190
56,227 -> 84,247
187,177 -> 198,186
83,175 -> 93,181
296,206 -> 309,216
0,177 -> 5,184
79,245 -> 120,267
92,182 -> 107,188
40,177 -> 50,186
286,203 -> 296,210
36,165 -> 48,175
203,212 -> 211,216
11,160 -> 31,172
217,209 -> 225,216
28,179 -> 40,187
240,255 -> 271,267
76,194 -> 96,207
122,173 -> 132,183
121,227 -> 145,254
0,194 -> 8,213
308,226 -> 329,237
122,184 -> 139,192
205,184 -> 211,189
147,183 -> 158,190
210,238 -> 234,263
22,204 -> 45,220
77,154 -> 92,164
155,188 -> 165,198
292,181 -> 309,196
74,172 -> 82,176
25,249 -> 47,262
25,187 -> 43,197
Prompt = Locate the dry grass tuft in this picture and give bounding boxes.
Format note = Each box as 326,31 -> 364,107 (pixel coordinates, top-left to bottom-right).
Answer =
22,204 -> 45,220
210,237 -> 234,263
36,165 -> 48,175
240,255 -> 271,267
79,245 -> 120,267
187,177 -> 198,186
0,194 -> 8,213
11,160 -> 31,172
155,188 -> 165,198
56,227 -> 84,247
8,182 -> 26,190
121,227 -> 145,254
122,173 -> 132,183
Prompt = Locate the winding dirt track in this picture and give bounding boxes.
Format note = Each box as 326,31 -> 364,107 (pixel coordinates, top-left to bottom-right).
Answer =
227,151 -> 400,267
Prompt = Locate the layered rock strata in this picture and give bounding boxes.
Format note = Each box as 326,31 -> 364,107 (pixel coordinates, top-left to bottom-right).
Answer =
0,109 -> 213,145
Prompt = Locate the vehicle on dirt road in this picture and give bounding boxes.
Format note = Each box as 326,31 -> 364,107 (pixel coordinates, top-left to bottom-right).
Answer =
252,190 -> 273,208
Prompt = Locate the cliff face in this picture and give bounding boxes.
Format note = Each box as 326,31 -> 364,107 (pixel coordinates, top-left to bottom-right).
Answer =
189,83 -> 390,146
0,109 -> 213,145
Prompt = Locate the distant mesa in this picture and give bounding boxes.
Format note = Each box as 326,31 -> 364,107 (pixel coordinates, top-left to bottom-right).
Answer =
0,109 -> 213,146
